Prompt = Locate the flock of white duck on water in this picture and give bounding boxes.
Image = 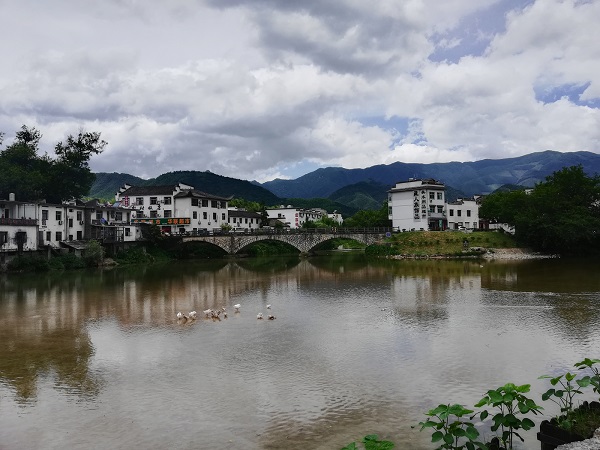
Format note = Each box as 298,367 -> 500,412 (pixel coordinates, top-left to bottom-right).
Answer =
176,303 -> 276,323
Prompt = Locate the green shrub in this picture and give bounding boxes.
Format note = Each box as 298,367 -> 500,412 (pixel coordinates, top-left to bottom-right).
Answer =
7,255 -> 50,272
84,240 -> 105,267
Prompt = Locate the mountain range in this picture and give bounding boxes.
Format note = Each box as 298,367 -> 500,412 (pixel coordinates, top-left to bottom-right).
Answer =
90,150 -> 600,213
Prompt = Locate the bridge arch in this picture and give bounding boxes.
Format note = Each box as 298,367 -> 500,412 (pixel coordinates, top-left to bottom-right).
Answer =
181,229 -> 391,255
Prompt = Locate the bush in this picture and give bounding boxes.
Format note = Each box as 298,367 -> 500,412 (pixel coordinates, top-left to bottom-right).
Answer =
7,255 -> 50,272
84,240 -> 105,267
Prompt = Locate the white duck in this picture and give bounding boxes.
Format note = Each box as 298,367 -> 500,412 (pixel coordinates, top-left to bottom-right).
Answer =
176,311 -> 188,320
188,311 -> 197,320
234,304 -> 241,312
203,309 -> 213,318
257,313 -> 264,320
266,304 -> 272,309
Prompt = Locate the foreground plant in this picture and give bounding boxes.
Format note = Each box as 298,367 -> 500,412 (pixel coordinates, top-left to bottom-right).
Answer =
474,383 -> 541,450
418,403 -> 485,450
574,357 -> 600,400
341,434 -> 394,450
539,371 -> 586,415
540,358 -> 600,436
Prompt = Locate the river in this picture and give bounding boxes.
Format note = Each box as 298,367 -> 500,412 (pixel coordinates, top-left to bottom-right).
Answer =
1,254 -> 599,450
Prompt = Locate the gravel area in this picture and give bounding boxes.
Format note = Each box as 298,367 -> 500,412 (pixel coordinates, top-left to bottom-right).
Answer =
481,248 -> 559,260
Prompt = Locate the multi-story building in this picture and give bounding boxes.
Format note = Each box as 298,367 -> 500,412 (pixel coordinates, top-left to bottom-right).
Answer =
446,197 -> 481,230
265,206 -> 326,229
116,183 -> 231,234
388,178 -> 446,231
1,193 -> 138,264
0,194 -> 38,263
228,209 -> 262,231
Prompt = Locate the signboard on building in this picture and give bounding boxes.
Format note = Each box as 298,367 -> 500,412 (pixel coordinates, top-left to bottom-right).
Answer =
131,218 -> 191,225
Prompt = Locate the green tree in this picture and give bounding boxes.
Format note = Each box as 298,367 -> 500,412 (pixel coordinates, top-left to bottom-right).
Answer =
344,202 -> 390,228
0,126 -> 52,201
480,165 -> 600,255
48,130 -> 107,203
0,126 -> 106,203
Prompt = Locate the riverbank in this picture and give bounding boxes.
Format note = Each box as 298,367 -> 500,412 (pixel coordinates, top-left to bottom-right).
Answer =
482,247 -> 559,260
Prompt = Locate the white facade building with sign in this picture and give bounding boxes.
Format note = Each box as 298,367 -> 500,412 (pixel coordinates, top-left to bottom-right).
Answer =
388,179 -> 447,231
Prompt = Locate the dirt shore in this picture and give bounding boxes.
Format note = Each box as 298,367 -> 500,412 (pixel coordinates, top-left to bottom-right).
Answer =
482,248 -> 558,260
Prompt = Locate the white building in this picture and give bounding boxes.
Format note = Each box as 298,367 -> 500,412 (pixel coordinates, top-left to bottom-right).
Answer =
328,211 -> 343,224
265,206 -> 326,229
116,183 -> 231,234
388,179 -> 446,231
228,208 -> 262,231
446,197 -> 481,230
0,195 -> 38,261
1,193 -> 139,265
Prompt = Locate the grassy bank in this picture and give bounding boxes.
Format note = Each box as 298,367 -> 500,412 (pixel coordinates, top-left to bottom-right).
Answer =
366,230 -> 517,258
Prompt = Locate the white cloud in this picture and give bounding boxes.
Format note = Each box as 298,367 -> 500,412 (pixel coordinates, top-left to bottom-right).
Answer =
0,0 -> 599,184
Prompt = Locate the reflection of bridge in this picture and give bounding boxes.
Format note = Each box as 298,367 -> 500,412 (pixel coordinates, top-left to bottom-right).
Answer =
181,228 -> 393,254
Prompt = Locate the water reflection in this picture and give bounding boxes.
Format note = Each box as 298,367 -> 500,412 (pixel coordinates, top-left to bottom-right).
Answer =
1,257 -> 599,450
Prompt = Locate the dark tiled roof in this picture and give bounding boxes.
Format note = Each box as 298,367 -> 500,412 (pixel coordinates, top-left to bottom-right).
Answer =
174,189 -> 232,201
228,210 -> 262,219
121,185 -> 179,196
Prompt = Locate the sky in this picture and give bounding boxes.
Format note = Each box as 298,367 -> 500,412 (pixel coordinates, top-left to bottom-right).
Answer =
1,0 -> 599,183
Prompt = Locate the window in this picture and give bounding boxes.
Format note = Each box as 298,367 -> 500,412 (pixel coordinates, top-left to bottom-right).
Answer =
457,210 -> 462,217
429,206 -> 435,213
96,211 -> 102,220
150,197 -> 157,205
213,213 -> 217,221
68,218 -> 73,228
437,206 -> 444,213
164,197 -> 172,205
77,211 -> 82,221
42,210 -> 48,220
222,213 -> 226,220
56,231 -> 62,241
46,231 -> 51,242
77,231 -> 82,240
136,197 -> 144,206
125,228 -> 131,237
437,192 -> 443,200
429,192 -> 435,200
211,201 -> 218,208
449,209 -> 454,217
191,198 -> 199,206
203,212 -> 207,219
115,212 -> 123,221
473,222 -> 478,229
467,210 -> 471,217
68,234 -> 73,241
221,201 -> 227,209
202,200 -> 208,207
192,211 -> 197,219
55,211 -> 62,221
164,210 -> 172,218
0,231 -> 7,245
150,210 -> 157,218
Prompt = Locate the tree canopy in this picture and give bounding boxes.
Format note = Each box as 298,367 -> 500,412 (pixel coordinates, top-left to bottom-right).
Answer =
479,165 -> 600,255
0,126 -> 106,203
343,201 -> 390,228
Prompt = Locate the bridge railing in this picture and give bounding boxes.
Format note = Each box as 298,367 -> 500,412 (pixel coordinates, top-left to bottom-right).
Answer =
184,227 -> 396,237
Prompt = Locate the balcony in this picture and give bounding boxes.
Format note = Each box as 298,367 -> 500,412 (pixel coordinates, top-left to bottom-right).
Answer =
0,218 -> 38,226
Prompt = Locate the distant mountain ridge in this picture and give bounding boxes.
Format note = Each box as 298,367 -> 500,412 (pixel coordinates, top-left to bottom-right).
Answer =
261,150 -> 600,198
90,151 -> 600,211
90,170 -> 280,204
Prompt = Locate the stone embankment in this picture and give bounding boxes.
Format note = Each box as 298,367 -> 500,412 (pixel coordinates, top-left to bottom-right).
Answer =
556,428 -> 600,449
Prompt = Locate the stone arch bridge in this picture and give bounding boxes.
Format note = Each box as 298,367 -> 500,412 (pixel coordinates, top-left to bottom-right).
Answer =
181,228 -> 392,255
